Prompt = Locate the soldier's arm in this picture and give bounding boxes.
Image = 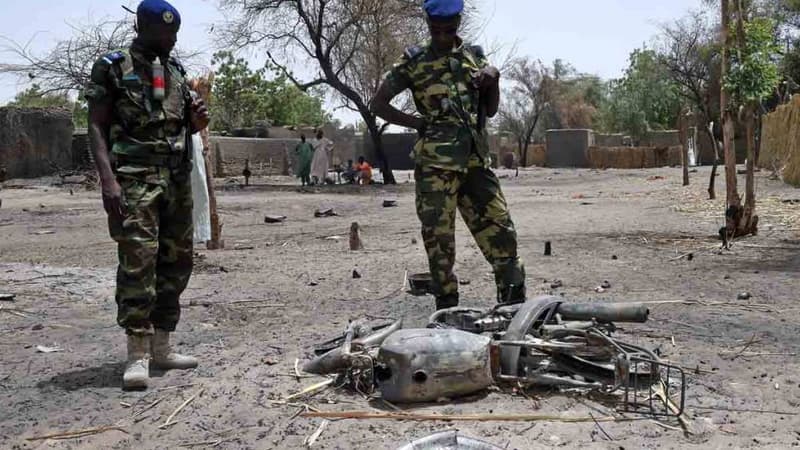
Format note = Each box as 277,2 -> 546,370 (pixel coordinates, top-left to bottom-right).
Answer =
370,82 -> 424,132
85,58 -> 125,219
481,67 -> 500,118
472,46 -> 500,118
88,101 -> 115,185
370,52 -> 424,132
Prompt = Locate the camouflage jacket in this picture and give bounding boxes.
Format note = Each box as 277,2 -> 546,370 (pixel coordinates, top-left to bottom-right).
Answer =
383,38 -> 490,171
85,42 -> 191,167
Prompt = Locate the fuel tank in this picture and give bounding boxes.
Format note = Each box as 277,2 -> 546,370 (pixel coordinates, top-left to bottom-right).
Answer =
376,329 -> 494,403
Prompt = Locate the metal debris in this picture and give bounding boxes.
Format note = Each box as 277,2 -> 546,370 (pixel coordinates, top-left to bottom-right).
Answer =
301,296 -> 685,418
396,430 -> 503,450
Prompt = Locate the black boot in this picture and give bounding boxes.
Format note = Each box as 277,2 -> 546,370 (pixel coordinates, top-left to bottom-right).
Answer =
498,284 -> 526,305
435,293 -> 459,310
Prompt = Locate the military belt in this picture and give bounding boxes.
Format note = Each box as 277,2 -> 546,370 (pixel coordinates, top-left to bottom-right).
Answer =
114,152 -> 189,170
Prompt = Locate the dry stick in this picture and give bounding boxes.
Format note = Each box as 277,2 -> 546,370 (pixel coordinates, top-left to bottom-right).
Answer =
179,438 -> 235,448
304,420 -> 330,447
26,425 -> 127,441
285,379 -> 334,402
669,252 -> 694,261
301,411 -> 630,423
234,304 -> 287,310
653,382 -> 695,436
228,300 -> 286,306
689,405 -> 798,416
132,395 -> 168,419
159,387 -> 205,429
733,352 -> 797,358
650,420 -> 683,432
274,373 -> 316,379
0,307 -> 30,318
266,400 -> 322,412
721,333 -> 760,360
590,413 -> 614,441
379,399 -> 402,412
156,383 -> 197,392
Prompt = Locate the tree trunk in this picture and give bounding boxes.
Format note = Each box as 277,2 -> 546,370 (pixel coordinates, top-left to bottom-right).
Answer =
364,113 -> 396,184
740,104 -> 758,236
705,124 -> 718,200
521,143 -> 529,168
678,107 -> 690,186
754,108 -> 762,165
721,0 -> 742,246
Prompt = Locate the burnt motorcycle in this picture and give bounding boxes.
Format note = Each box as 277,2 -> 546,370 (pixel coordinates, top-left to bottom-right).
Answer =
303,296 -> 686,417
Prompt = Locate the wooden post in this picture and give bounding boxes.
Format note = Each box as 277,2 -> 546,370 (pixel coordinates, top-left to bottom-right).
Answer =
678,107 -> 690,186
190,75 -> 224,250
203,133 -> 224,249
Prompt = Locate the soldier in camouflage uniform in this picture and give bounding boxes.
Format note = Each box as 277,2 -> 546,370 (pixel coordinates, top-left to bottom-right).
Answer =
371,0 -> 526,310
85,0 -> 209,389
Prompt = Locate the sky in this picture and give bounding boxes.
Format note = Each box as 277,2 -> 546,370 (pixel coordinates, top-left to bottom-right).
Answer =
0,0 -> 710,125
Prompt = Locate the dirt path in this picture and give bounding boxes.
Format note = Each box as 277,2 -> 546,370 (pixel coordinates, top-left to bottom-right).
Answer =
1,167 -> 798,449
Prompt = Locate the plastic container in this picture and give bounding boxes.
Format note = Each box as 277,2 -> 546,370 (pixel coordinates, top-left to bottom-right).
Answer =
152,57 -> 165,101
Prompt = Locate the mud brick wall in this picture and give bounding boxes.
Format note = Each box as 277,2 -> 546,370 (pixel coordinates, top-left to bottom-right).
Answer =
210,126 -> 357,178
545,129 -> 594,168
760,94 -> 800,186
588,146 -> 683,169
641,130 -> 680,148
363,133 -> 416,170
594,133 -> 626,147
210,137 -> 294,177
0,107 -> 74,179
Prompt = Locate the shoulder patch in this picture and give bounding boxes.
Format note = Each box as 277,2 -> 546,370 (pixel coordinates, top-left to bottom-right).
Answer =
168,57 -> 186,76
101,51 -> 126,65
467,45 -> 485,59
404,45 -> 424,60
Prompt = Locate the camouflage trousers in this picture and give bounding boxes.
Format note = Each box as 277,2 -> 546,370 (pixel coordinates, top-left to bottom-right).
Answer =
109,165 -> 194,336
415,166 -> 526,304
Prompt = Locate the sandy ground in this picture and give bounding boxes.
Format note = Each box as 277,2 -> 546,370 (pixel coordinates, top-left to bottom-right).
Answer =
1,166 -> 799,450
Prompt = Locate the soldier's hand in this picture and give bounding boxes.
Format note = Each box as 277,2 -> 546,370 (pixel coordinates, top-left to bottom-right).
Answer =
412,117 -> 426,136
190,98 -> 210,132
102,179 -> 126,222
474,66 -> 500,90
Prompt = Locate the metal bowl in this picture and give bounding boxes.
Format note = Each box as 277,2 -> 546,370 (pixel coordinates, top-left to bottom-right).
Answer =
407,272 -> 432,296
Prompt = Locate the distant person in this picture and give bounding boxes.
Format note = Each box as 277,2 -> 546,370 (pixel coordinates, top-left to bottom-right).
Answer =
294,134 -> 314,186
310,129 -> 334,185
342,159 -> 357,184
85,0 -> 207,389
356,156 -> 373,185
370,0 -> 526,310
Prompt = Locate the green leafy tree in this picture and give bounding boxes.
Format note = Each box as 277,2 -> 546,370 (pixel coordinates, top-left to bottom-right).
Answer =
601,49 -> 683,140
538,62 -> 607,132
725,17 -> 781,105
209,51 -> 328,132
723,9 -> 781,237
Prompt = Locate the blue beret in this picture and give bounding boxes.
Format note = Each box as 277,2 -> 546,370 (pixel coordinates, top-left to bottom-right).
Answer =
137,0 -> 181,28
424,0 -> 464,19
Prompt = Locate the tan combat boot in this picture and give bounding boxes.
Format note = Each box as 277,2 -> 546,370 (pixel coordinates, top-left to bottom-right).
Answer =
123,334 -> 150,389
151,330 -> 198,370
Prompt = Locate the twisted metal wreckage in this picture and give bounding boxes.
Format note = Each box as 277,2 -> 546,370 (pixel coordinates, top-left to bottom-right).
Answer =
303,296 -> 686,418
